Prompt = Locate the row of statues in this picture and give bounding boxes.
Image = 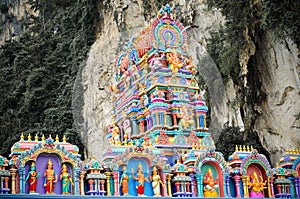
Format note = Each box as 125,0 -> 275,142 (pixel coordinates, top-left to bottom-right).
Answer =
25,160 -> 266,197
25,160 -> 73,194
120,164 -> 164,196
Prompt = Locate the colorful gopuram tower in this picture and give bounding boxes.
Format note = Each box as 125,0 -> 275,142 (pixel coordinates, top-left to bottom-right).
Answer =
102,4 -> 229,197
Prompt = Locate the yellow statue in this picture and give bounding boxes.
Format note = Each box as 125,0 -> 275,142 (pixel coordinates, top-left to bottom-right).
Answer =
166,51 -> 182,73
177,104 -> 194,129
111,123 -> 120,145
203,168 -> 219,197
248,171 -> 266,198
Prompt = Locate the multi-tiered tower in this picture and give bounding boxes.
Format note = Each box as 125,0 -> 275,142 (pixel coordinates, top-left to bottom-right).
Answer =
102,4 -> 229,197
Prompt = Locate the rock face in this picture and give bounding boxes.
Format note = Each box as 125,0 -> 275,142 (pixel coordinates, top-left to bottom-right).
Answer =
253,34 -> 300,164
79,0 -> 300,164
0,0 -> 32,43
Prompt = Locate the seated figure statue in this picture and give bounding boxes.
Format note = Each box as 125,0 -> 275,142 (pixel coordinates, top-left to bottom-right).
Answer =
203,168 -> 219,197
248,171 -> 266,198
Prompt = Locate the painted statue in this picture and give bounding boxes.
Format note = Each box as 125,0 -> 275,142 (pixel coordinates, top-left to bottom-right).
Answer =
25,162 -> 40,193
120,166 -> 129,195
248,171 -> 266,198
166,51 -> 182,73
60,164 -> 73,194
43,159 -> 58,194
150,166 -> 164,196
177,104 -> 194,129
203,168 -> 219,197
111,123 -> 120,145
131,163 -> 149,196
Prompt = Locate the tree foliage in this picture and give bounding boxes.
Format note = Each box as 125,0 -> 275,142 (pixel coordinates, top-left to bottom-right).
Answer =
0,0 -> 99,157
206,0 -> 300,82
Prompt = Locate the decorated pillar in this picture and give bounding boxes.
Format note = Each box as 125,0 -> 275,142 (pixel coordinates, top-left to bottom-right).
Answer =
225,175 -> 231,197
195,173 -> 203,197
4,177 -> 9,192
233,175 -> 241,197
105,172 -> 111,196
295,177 -> 300,198
100,179 -> 105,196
74,168 -> 80,195
88,179 -> 94,193
155,112 -> 159,125
79,171 -> 85,195
195,114 -> 200,129
190,173 -> 195,196
130,116 -> 137,135
113,172 -> 119,196
242,176 -> 249,198
172,112 -> 178,126
269,176 -> 275,198
10,168 -> 17,194
167,174 -> 173,197
162,173 -> 167,196
18,167 -> 25,194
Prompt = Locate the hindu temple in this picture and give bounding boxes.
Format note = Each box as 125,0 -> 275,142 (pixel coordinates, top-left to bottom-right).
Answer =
0,4 -> 299,199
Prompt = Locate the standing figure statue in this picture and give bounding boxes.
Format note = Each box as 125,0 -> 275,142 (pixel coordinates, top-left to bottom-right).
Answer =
248,171 -> 266,198
131,163 -> 149,196
60,164 -> 74,194
203,168 -> 219,197
25,162 -> 40,193
150,166 -> 164,196
44,159 -> 58,194
120,166 -> 129,196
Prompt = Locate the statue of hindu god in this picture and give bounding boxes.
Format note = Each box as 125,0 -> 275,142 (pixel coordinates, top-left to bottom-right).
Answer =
203,168 -> 219,197
43,159 -> 57,194
248,171 -> 266,198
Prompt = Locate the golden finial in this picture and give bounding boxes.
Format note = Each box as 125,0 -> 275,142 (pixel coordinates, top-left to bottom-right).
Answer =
47,159 -> 53,166
289,148 -> 293,154
35,134 -> 39,142
117,140 -> 121,146
250,146 -> 253,151
28,133 -> 32,141
55,135 -> 59,143
296,148 -> 299,154
20,133 -> 24,141
243,145 -> 246,152
239,145 -> 242,151
31,162 -> 36,167
49,134 -> 52,139
42,134 -> 45,142
63,135 -> 66,142
129,140 -> 134,146
293,148 -> 297,154
235,145 -> 238,152
247,145 -> 250,152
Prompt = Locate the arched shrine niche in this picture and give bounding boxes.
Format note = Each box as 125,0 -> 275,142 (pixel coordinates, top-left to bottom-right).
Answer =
202,161 -> 224,197
24,153 -> 74,195
246,163 -> 268,198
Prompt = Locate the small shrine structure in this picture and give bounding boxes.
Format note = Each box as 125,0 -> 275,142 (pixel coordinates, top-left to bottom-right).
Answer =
9,134 -> 82,195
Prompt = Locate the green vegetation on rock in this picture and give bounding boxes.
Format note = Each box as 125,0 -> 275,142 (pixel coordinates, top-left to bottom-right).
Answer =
0,0 -> 99,157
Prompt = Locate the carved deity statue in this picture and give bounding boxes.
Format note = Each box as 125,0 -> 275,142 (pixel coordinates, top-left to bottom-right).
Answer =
120,166 -> 129,195
131,163 -> 149,196
203,168 -> 219,197
150,166 -> 164,196
60,164 -> 73,194
44,159 -> 58,194
25,162 -> 40,193
248,171 -> 266,198
177,104 -> 194,129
